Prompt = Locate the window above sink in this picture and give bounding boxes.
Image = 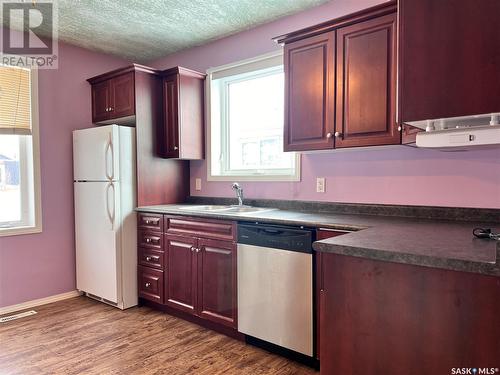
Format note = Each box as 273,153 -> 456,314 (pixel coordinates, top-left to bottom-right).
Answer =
207,52 -> 301,182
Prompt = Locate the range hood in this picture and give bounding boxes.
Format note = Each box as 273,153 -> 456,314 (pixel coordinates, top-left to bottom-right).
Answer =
406,113 -> 500,150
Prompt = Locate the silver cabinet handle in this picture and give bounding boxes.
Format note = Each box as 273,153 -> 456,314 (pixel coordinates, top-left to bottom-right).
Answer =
196,248 -> 201,253
190,246 -> 195,252
398,126 -> 402,131
145,256 -> 152,261
145,238 -> 152,243
334,131 -> 341,138
173,146 -> 179,151
326,132 -> 333,138
145,282 -> 151,288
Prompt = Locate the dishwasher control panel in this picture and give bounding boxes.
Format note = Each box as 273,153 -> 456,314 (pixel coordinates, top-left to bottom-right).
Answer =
237,223 -> 314,253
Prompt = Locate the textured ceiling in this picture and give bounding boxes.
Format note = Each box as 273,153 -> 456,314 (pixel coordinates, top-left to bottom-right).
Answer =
1,0 -> 329,62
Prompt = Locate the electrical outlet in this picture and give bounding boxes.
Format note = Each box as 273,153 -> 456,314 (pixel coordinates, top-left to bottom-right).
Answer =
195,178 -> 202,191
316,177 -> 325,193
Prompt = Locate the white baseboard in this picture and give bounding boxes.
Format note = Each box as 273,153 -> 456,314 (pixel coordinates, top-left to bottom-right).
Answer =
0,290 -> 82,315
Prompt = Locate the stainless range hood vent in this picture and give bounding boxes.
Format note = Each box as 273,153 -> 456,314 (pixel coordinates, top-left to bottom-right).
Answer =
406,113 -> 500,150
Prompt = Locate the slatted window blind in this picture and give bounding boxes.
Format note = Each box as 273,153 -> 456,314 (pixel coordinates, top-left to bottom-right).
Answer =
0,66 -> 31,135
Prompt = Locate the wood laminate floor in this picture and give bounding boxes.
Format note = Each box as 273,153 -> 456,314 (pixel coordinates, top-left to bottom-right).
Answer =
0,296 -> 317,374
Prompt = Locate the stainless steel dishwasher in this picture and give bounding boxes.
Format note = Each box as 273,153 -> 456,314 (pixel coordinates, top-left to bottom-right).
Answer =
237,222 -> 313,357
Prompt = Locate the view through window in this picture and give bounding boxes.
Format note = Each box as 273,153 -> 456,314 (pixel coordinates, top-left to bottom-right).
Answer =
0,65 -> 39,233
209,54 -> 299,181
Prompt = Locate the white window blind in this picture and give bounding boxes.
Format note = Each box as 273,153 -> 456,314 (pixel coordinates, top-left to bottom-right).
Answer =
0,66 -> 32,135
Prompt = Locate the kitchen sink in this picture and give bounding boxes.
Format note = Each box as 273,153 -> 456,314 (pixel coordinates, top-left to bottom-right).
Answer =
222,206 -> 275,213
177,205 -> 231,211
177,205 -> 275,214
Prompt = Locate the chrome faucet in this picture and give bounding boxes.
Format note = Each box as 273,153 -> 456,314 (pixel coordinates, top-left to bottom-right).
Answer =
231,182 -> 244,206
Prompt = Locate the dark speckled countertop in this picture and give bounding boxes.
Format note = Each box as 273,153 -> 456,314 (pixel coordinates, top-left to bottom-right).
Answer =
136,203 -> 500,277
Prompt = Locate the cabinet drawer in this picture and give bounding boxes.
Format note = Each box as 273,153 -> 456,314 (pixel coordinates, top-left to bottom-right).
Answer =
138,230 -> 163,250
137,213 -> 164,231
166,216 -> 236,241
138,248 -> 164,270
138,266 -> 164,303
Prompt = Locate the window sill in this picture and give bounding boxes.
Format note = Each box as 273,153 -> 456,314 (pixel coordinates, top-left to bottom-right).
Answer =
0,224 -> 42,237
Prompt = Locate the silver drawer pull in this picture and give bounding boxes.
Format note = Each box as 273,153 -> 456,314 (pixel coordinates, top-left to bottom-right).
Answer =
145,282 -> 151,288
145,256 -> 152,261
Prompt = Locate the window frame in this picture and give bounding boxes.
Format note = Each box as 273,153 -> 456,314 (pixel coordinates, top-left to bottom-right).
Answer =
206,51 -> 301,182
0,67 -> 42,237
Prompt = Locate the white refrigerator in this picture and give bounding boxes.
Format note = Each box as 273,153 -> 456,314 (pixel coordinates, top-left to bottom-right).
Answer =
73,125 -> 137,309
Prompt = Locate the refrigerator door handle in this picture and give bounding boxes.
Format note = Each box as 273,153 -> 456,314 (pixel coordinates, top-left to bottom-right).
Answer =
106,182 -> 115,230
105,133 -> 115,181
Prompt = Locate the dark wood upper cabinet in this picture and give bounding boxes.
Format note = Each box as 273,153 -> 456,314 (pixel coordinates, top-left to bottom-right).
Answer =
335,12 -> 398,148
197,238 -> 237,328
284,32 -> 335,151
399,0 -> 500,123
88,64 -> 190,207
160,67 -> 205,160
91,80 -> 111,123
276,2 -> 399,152
88,70 -> 136,124
109,72 -> 135,119
162,74 -> 179,158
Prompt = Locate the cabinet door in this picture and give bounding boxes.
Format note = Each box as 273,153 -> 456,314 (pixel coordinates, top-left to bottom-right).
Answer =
161,74 -> 180,158
165,234 -> 197,314
91,81 -> 110,123
315,229 -> 349,360
399,0 -> 500,122
284,32 -> 335,151
197,238 -> 237,328
109,72 -> 135,119
335,13 -> 398,148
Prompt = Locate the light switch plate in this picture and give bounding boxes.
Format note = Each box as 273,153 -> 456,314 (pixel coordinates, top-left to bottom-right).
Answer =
195,178 -> 202,191
316,177 -> 325,193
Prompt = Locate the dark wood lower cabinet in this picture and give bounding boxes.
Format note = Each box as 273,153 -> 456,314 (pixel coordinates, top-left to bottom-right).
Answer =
319,253 -> 500,374
315,229 -> 350,361
165,234 -> 197,314
139,214 -> 238,332
197,238 -> 237,328
163,235 -> 237,329
138,265 -> 164,304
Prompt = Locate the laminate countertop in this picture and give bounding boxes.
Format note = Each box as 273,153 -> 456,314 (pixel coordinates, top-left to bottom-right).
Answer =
136,204 -> 500,277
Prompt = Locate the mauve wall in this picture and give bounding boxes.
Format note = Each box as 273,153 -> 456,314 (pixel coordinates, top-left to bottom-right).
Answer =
151,0 -> 500,209
0,40 -> 129,307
